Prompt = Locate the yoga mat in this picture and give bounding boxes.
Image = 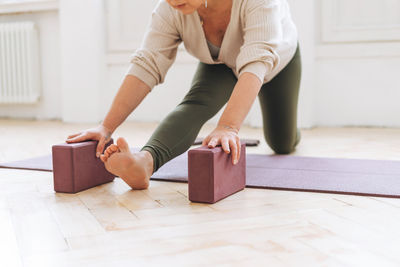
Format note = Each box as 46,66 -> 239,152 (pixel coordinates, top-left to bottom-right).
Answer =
0,155 -> 53,172
0,138 -> 258,173
1,150 -> 400,198
153,153 -> 400,198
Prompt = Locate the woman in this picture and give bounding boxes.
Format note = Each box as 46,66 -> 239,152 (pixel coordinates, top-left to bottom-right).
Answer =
66,0 -> 301,190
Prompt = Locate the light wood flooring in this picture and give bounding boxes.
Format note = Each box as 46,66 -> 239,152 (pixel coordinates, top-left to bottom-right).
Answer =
1,119 -> 400,267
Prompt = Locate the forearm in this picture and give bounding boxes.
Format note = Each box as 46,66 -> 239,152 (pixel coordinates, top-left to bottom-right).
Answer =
218,72 -> 262,131
102,75 -> 151,133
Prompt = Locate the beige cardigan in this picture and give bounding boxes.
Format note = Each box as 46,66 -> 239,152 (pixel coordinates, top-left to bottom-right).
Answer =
127,0 -> 298,90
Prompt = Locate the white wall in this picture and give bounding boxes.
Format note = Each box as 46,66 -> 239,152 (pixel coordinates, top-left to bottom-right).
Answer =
0,9 -> 61,120
315,56 -> 400,127
1,0 -> 399,128
58,0 -> 106,123
313,0 -> 400,127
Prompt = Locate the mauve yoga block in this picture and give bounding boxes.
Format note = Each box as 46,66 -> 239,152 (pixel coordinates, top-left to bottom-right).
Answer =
52,140 -> 116,193
188,144 -> 246,203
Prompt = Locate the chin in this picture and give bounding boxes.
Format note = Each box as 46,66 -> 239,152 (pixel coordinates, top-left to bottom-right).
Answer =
181,10 -> 196,15
171,2 -> 197,14
178,7 -> 196,14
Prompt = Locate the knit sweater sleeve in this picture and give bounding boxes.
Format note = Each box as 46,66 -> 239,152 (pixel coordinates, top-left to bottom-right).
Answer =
236,0 -> 282,83
126,1 -> 182,90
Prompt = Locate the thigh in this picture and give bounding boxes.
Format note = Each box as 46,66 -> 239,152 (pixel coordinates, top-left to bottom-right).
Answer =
258,45 -> 302,153
162,62 -> 237,150
143,62 -> 237,162
181,62 -> 238,114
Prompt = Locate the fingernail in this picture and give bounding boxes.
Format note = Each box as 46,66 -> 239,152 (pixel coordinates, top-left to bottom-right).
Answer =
96,152 -> 100,158
234,159 -> 238,164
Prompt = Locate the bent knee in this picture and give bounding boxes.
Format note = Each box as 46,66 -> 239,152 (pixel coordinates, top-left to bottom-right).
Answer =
269,143 -> 296,155
273,147 -> 295,154
266,130 -> 300,155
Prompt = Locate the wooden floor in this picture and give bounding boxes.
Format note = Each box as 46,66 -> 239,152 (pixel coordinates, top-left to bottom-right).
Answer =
1,119 -> 400,267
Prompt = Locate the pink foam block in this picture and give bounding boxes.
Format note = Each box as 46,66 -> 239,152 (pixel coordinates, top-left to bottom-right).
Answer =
52,140 -> 116,193
188,144 -> 246,203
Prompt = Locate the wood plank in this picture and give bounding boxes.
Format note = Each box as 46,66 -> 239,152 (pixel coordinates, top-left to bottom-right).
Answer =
132,204 -> 214,219
301,209 -> 400,264
0,170 -> 39,195
366,196 -> 400,208
65,209 -> 315,250
77,183 -> 140,231
115,189 -> 163,211
0,209 -> 23,267
38,216 -> 331,266
45,193 -> 105,238
328,196 -> 400,237
6,192 -> 69,264
141,181 -> 190,207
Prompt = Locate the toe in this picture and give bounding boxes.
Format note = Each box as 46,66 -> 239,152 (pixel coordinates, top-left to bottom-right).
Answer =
100,154 -> 107,163
108,144 -> 118,151
117,137 -> 130,153
105,145 -> 117,156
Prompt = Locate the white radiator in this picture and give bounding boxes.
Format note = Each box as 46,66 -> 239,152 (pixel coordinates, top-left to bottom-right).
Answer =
0,22 -> 41,104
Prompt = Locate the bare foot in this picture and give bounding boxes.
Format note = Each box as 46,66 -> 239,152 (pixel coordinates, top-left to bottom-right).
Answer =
100,137 -> 153,190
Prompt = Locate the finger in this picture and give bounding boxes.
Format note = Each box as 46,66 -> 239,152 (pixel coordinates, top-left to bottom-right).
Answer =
229,139 -> 238,164
236,138 -> 241,162
97,135 -> 114,157
202,136 -> 210,146
66,133 -> 92,143
96,136 -> 106,158
67,132 -> 81,139
208,137 -> 219,148
221,137 -> 230,154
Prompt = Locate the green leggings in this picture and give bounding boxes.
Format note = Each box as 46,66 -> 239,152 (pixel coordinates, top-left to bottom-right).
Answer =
141,45 -> 302,173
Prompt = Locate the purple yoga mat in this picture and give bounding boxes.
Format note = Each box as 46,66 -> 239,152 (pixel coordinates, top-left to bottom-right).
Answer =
0,155 -> 53,172
152,153 -> 400,198
1,150 -> 400,198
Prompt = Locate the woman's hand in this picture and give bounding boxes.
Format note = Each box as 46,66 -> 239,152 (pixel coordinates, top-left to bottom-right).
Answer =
66,124 -> 113,158
202,125 -> 241,165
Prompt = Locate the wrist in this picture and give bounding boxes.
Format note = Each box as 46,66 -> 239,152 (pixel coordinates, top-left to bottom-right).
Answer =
217,124 -> 239,134
100,122 -> 114,137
